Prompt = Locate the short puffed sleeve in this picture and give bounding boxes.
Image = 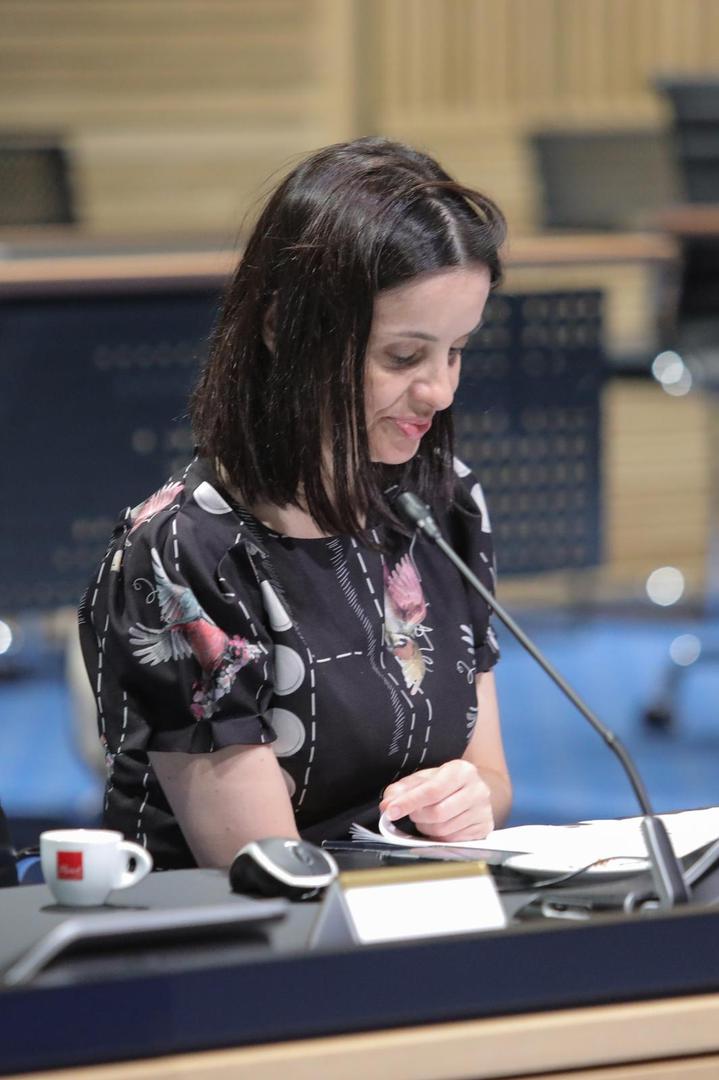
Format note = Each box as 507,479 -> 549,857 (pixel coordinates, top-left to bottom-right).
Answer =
79,481 -> 277,756
443,457 -> 500,673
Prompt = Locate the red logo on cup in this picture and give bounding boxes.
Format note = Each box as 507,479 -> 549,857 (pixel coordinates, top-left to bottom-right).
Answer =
57,850 -> 83,880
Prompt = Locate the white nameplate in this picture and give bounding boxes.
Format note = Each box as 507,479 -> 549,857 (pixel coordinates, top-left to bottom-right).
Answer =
311,862 -> 506,948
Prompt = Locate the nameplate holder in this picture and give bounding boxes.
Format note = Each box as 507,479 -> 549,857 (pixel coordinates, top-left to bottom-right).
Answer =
310,861 -> 506,949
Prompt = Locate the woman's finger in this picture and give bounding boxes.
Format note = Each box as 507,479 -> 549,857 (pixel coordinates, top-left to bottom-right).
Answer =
381,767 -> 437,800
409,786 -> 475,827
411,802 -> 494,841
383,771 -> 463,820
380,768 -> 439,814
382,760 -> 476,820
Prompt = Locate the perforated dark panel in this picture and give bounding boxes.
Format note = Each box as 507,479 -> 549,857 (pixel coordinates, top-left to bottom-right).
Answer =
0,291 -> 217,611
454,291 -> 604,575
0,287 -> 603,612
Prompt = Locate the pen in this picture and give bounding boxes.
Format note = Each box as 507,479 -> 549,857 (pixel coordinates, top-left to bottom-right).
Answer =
321,841 -> 510,865
321,842 -> 427,860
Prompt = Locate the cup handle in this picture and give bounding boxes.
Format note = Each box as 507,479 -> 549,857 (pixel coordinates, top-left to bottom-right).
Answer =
114,842 -> 154,889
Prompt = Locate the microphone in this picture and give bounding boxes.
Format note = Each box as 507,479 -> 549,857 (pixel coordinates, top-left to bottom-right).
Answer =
395,491 -> 690,909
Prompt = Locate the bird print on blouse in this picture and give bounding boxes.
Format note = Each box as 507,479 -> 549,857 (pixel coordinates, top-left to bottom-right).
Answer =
127,482 -> 185,536
383,554 -> 433,695
129,548 -> 263,720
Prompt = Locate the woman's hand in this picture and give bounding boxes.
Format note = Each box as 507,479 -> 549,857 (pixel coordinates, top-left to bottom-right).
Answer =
379,759 -> 494,843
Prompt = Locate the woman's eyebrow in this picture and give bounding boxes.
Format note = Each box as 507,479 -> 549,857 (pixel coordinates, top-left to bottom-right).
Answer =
393,330 -> 439,342
392,320 -> 484,342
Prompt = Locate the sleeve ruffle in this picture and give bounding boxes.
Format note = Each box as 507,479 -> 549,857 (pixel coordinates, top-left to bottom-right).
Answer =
99,506 -> 277,755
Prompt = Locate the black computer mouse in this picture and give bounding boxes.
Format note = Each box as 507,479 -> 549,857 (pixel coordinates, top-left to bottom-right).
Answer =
229,837 -> 338,900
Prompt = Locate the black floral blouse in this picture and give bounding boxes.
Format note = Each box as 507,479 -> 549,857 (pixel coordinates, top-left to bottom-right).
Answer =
78,457 -> 499,868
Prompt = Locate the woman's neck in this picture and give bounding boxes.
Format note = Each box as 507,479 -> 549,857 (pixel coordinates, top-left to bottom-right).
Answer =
216,462 -> 336,538
247,499 -> 334,539
214,457 -> 373,539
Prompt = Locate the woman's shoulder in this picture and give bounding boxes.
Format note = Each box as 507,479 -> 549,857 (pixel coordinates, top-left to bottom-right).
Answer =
114,458 -> 260,573
81,459 -> 270,634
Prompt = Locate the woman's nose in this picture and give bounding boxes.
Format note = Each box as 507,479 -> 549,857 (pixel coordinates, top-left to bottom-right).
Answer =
414,363 -> 458,411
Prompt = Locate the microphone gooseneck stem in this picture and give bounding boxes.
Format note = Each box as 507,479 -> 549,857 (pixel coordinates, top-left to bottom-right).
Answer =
397,492 -> 690,908
436,534 -> 653,813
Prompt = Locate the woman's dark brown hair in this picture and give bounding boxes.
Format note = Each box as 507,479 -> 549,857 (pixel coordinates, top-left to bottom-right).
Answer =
191,137 -> 506,536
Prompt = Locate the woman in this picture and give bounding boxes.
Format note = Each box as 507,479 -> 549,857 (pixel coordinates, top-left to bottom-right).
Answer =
79,137 -> 512,869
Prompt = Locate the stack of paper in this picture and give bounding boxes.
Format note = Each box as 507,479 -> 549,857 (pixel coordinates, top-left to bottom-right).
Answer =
351,806 -> 719,875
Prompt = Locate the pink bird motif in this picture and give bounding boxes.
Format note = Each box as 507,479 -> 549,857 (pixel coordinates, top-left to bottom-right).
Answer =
383,554 -> 431,695
129,548 -> 263,720
128,482 -> 184,536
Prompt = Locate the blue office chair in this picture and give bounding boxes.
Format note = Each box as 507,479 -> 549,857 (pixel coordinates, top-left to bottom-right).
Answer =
0,801 -> 42,886
0,802 -> 16,887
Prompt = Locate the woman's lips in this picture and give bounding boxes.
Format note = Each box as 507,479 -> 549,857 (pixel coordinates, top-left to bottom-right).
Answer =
390,417 -> 432,439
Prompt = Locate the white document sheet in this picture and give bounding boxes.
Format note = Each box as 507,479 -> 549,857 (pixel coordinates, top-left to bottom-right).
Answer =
350,806 -> 719,874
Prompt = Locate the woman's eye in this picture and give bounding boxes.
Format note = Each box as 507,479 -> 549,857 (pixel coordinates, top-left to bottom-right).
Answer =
386,345 -> 464,368
388,351 -> 420,367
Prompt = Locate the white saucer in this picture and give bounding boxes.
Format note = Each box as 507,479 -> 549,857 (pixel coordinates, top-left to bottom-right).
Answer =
504,852 -> 649,880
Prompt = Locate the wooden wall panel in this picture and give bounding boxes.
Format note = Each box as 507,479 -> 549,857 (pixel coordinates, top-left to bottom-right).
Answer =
2,0 -> 719,233
1,2 -> 315,128
0,0 -> 357,233
367,0 -> 716,121
363,0 -> 719,229
603,379 -> 710,585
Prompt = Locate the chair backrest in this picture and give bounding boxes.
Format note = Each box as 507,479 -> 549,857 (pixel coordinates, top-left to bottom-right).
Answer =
656,80 -> 719,334
0,802 -> 18,888
0,135 -> 75,226
658,79 -> 719,203
531,129 -> 678,230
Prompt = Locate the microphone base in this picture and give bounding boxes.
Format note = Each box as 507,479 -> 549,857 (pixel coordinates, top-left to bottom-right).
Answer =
641,815 -> 691,909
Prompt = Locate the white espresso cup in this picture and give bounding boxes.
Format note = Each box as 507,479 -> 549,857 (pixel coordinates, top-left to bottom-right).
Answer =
40,829 -> 153,906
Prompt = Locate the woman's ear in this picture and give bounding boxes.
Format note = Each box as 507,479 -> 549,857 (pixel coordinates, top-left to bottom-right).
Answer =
262,295 -> 278,354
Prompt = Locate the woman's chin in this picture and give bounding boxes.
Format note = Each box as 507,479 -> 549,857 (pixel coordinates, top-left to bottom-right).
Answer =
370,445 -> 420,465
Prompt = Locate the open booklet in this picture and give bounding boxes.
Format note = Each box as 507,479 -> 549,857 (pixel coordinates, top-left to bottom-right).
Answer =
350,806 -> 719,876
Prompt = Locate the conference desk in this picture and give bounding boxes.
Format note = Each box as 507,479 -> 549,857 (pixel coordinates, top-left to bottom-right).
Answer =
2,866 -> 719,1080
655,204 -> 719,239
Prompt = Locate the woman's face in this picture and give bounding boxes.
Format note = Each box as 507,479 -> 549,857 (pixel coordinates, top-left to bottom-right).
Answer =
364,266 -> 492,464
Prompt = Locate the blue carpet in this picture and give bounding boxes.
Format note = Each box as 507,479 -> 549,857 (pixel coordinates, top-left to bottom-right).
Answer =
1,611 -> 718,837
497,611 -> 719,825
0,671 -> 101,822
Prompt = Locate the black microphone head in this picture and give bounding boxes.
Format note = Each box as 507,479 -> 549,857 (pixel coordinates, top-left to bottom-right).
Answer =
393,492 -> 442,541
394,491 -> 431,527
